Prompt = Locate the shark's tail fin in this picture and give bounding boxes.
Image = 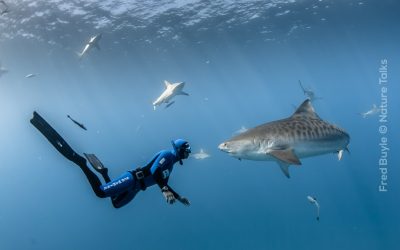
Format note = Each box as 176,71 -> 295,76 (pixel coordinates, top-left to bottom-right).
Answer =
75,51 -> 83,60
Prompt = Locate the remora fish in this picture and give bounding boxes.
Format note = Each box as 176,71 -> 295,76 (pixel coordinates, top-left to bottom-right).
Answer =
299,80 -> 321,102
307,196 -> 320,221
218,99 -> 350,178
67,115 -> 87,131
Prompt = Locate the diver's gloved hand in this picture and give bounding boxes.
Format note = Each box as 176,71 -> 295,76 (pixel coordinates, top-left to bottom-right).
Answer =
177,196 -> 191,206
162,188 -> 176,204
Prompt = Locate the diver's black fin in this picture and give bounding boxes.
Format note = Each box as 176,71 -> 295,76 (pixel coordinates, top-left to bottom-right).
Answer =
84,153 -> 110,182
84,153 -> 106,172
30,111 -> 87,168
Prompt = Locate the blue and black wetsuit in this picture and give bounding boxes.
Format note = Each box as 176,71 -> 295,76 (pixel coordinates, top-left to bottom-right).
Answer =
101,149 -> 181,208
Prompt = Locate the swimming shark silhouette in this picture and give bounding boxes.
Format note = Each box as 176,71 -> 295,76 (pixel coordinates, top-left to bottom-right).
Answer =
218,99 -> 350,178
153,80 -> 188,110
359,104 -> 380,118
78,34 -> 102,59
299,80 -> 321,102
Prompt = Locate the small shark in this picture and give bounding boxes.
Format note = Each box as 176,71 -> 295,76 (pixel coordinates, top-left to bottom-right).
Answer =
299,80 -> 321,102
192,149 -> 210,160
218,99 -> 350,178
78,34 -> 102,59
0,62 -> 8,77
67,115 -> 87,130
153,80 -> 189,110
307,196 -> 320,221
360,104 -> 380,118
0,1 -> 9,15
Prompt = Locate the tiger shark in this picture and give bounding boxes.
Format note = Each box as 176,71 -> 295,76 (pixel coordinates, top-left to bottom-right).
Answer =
218,99 -> 350,178
153,80 -> 188,110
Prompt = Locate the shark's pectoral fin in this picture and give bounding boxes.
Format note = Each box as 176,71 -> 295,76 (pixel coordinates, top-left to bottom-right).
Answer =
268,149 -> 301,165
337,149 -> 344,161
95,44 -> 101,50
277,161 -> 290,178
337,146 -> 350,160
178,91 -> 189,96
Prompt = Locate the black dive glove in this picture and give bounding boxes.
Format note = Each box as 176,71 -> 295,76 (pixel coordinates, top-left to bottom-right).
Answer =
161,187 -> 190,206
162,187 -> 176,204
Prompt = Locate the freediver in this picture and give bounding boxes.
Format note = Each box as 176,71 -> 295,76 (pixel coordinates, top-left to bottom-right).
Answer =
30,111 -> 191,208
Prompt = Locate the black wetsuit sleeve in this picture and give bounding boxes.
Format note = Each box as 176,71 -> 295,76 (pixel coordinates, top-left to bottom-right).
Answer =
152,169 -> 181,198
152,168 -> 169,189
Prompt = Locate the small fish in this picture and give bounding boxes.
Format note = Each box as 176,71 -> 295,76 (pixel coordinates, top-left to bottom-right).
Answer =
192,149 -> 210,160
0,62 -> 8,77
359,104 -> 380,118
25,73 -> 37,78
165,101 -> 175,109
67,115 -> 87,130
299,80 -> 322,102
307,196 -> 320,221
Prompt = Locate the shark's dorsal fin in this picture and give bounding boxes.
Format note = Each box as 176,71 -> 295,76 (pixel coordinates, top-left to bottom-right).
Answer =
164,80 -> 172,88
291,99 -> 320,119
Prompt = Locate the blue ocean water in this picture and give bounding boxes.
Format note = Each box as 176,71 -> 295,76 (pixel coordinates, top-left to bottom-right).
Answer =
0,1 -> 399,249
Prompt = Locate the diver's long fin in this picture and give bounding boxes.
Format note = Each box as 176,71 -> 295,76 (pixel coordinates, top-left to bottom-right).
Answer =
30,111 -> 87,168
268,148 -> 301,165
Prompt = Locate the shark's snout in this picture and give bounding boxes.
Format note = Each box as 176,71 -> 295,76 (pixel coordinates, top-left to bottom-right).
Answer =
218,142 -> 229,152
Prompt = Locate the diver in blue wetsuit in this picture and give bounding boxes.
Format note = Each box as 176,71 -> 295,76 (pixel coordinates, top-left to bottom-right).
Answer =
30,111 -> 191,208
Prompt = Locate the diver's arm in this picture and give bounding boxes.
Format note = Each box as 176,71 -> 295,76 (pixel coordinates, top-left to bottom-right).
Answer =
152,168 -> 190,206
165,185 -> 190,206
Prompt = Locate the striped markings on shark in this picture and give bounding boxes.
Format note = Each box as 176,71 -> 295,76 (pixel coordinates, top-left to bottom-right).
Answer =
218,99 -> 350,178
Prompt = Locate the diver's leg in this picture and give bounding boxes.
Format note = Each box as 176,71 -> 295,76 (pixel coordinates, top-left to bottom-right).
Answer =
31,111 -> 106,198
99,172 -> 139,208
111,189 -> 140,209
